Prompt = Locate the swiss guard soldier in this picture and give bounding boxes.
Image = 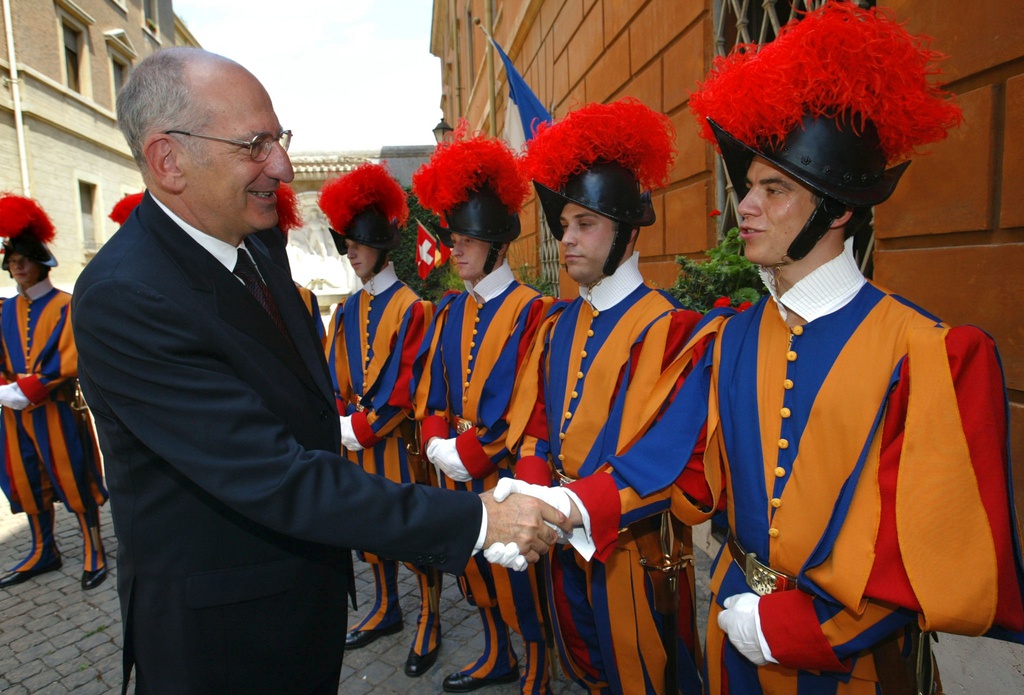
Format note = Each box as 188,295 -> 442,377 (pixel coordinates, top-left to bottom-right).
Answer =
411,123 -> 557,694
0,193 -> 109,591
640,3 -> 1024,693
504,98 -> 704,694
318,163 -> 439,677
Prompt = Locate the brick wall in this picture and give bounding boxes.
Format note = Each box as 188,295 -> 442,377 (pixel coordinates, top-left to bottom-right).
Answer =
433,0 -> 717,293
874,0 -> 1024,510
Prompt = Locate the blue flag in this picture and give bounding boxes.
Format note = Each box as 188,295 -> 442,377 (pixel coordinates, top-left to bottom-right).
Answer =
489,38 -> 551,146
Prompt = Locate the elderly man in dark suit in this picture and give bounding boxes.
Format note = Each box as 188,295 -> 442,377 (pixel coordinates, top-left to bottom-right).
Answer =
71,47 -> 567,695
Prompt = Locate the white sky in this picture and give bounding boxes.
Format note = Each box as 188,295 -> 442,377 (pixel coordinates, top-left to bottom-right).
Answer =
171,0 -> 443,153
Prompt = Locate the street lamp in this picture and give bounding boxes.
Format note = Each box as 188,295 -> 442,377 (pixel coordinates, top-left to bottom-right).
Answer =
432,119 -> 454,143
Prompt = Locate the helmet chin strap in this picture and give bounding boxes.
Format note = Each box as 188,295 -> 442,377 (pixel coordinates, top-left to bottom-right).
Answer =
600,222 -> 634,277
482,243 -> 502,276
784,196 -> 846,262
371,250 -> 388,276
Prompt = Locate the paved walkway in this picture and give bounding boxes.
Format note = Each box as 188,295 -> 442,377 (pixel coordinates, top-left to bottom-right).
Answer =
0,502 -> 712,694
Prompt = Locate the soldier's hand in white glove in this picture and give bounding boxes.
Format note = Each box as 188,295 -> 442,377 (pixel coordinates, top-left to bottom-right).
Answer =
425,437 -> 472,482
492,477 -> 597,559
717,592 -> 776,666
482,541 -> 528,572
339,415 -> 363,452
0,383 -> 30,410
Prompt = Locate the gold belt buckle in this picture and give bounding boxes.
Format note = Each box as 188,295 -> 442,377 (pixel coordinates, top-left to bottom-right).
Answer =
353,395 -> 365,413
454,417 -> 473,434
743,553 -> 790,596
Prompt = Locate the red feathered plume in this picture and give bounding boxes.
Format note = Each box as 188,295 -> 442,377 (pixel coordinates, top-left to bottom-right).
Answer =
275,184 -> 302,234
690,2 -> 962,164
109,192 -> 144,226
412,120 -> 529,216
0,193 -> 56,243
522,98 -> 676,192
318,163 -> 408,234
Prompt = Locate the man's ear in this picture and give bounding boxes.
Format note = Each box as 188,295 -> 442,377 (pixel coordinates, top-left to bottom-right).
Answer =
829,207 -> 854,230
143,134 -> 187,195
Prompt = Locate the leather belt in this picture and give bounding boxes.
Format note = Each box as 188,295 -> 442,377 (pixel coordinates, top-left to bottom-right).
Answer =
727,535 -> 797,596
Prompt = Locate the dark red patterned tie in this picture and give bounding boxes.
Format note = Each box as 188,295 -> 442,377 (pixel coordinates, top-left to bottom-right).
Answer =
233,248 -> 289,336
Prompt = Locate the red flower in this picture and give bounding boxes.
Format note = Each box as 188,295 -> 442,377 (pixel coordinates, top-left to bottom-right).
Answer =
737,301 -> 752,312
713,296 -> 731,308
710,209 -> 721,217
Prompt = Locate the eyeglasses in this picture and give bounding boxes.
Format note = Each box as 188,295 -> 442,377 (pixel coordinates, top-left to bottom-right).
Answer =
164,129 -> 292,162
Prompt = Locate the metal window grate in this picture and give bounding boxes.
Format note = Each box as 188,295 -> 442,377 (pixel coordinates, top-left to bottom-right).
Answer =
710,0 -> 876,274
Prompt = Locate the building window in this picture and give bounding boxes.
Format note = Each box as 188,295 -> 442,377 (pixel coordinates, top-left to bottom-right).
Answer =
79,181 -> 98,250
111,56 -> 128,95
104,29 -> 137,104
144,0 -> 158,34
63,23 -> 82,92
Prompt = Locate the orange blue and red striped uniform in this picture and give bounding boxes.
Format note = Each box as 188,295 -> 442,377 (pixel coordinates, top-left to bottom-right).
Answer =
412,279 -> 555,693
643,284 -> 1024,694
0,283 -> 107,573
295,285 -> 326,344
325,274 -> 435,654
508,284 -> 704,694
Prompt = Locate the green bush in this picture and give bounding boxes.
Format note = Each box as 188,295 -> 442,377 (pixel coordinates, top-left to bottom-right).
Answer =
514,262 -> 558,298
391,189 -> 459,303
669,227 -> 765,313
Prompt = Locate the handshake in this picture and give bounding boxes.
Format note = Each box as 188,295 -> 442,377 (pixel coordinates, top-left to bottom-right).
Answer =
478,478 -> 588,571
423,435 -> 589,571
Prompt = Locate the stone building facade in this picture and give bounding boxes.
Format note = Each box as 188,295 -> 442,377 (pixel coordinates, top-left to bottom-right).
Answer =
429,0 -> 1024,688
0,0 -> 199,290
1,0 -> 432,301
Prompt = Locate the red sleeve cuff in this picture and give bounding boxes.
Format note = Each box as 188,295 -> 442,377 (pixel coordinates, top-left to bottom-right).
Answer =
759,590 -> 848,672
456,429 -> 497,478
515,455 -> 553,485
566,472 -> 621,562
17,375 -> 48,404
421,415 -> 449,445
351,410 -> 383,447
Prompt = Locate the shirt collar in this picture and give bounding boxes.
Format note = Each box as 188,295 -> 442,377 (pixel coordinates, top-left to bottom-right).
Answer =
759,238 -> 866,323
465,260 -> 514,303
20,277 -> 55,301
152,195 -> 239,271
361,262 -> 398,296
579,252 -> 644,311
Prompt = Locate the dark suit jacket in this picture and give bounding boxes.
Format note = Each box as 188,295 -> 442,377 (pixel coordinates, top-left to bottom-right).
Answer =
72,193 -> 480,694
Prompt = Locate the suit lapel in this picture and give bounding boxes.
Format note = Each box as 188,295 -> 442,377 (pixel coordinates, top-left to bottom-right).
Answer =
137,194 -> 331,404
248,238 -> 336,406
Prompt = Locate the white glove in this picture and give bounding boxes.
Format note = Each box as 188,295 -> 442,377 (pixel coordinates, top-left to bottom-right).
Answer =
339,415 -> 363,452
425,437 -> 472,482
492,478 -> 596,560
717,592 -> 776,666
483,541 -> 528,572
0,383 -> 30,410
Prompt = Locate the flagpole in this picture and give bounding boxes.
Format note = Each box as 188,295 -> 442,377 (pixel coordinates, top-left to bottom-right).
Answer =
475,13 -> 499,136
449,0 -> 462,118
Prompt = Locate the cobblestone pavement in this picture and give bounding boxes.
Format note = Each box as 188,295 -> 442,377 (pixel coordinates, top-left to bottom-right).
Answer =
1,502 -> 712,694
